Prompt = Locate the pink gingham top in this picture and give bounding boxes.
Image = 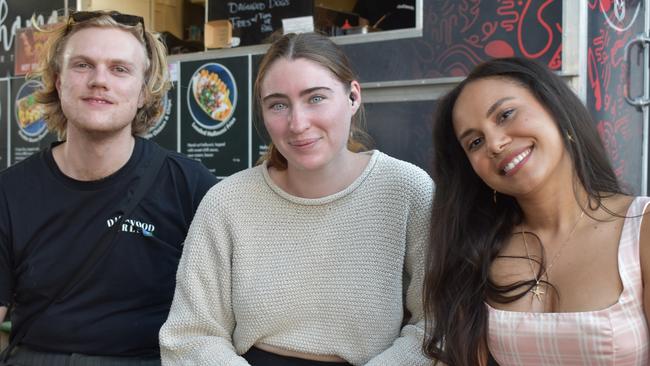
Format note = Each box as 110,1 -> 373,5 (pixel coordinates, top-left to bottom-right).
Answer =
487,196 -> 650,366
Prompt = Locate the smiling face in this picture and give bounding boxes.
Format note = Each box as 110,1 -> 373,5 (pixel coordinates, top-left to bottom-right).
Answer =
56,27 -> 147,138
260,57 -> 361,174
452,77 -> 573,198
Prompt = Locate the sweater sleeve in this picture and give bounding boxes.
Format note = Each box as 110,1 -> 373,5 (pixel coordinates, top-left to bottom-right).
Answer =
159,189 -> 250,366
365,172 -> 433,366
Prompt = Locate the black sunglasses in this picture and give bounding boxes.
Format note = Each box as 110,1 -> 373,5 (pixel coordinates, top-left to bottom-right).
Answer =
65,11 -> 149,55
67,11 -> 145,31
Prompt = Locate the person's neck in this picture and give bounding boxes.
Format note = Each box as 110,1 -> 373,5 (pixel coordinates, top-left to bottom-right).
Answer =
53,129 -> 136,181
516,177 -> 587,235
273,150 -> 369,199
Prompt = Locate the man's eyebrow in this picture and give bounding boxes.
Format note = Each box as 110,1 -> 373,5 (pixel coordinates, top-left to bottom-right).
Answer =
66,54 -> 139,68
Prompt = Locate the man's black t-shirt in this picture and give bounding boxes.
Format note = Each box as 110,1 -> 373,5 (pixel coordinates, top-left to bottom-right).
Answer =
0,137 -> 217,357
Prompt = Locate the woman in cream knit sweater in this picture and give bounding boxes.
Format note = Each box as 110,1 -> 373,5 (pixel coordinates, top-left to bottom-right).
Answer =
159,32 -> 433,366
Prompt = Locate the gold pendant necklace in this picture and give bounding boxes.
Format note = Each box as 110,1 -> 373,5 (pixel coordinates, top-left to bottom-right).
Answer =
521,209 -> 585,302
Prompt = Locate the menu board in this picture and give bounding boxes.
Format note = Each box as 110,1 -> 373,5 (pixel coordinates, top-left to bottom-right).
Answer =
208,0 -> 313,46
180,56 -> 250,179
9,77 -> 56,165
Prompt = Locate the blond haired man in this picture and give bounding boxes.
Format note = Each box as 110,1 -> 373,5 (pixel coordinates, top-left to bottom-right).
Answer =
0,11 -> 216,365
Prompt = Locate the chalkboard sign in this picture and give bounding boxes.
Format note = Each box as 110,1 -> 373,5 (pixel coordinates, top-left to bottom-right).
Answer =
208,0 -> 313,46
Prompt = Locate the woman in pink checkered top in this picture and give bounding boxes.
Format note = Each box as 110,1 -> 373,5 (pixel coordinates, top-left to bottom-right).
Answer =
423,57 -> 649,366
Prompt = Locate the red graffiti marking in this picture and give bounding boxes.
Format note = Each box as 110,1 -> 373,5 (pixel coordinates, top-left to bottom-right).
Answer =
458,0 -> 481,32
466,34 -> 481,48
592,29 -> 609,65
614,114 -> 631,141
485,40 -> 515,57
518,0 -> 554,58
481,21 -> 498,41
614,162 -> 625,179
437,43 -> 483,75
601,61 -> 611,102
497,0 -> 519,32
601,0 -> 613,12
436,14 -> 458,45
610,37 -> 627,67
548,43 -> 562,69
588,47 -> 603,111
597,120 -> 620,161
438,43 -> 483,65
446,62 -> 472,77
606,93 -> 613,114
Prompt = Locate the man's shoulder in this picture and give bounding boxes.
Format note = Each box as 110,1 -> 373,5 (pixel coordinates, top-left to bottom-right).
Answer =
139,139 -> 214,178
0,149 -> 48,183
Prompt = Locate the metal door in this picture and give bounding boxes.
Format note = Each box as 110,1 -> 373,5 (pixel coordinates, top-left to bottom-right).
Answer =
624,0 -> 650,194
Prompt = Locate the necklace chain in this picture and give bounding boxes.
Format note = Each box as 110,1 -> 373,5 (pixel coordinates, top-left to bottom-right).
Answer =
521,209 -> 585,302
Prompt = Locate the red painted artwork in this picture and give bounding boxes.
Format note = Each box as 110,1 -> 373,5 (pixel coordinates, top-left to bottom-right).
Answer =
587,0 -> 645,193
425,0 -> 562,76
345,0 -> 562,82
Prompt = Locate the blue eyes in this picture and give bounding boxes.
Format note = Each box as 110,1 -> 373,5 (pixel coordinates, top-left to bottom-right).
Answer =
270,103 -> 287,111
267,95 -> 326,112
72,62 -> 130,74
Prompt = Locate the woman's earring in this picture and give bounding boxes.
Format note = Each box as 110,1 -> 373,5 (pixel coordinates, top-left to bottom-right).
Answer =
567,132 -> 574,142
493,190 -> 497,204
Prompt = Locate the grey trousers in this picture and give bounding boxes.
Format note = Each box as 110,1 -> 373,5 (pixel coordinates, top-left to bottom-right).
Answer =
5,346 -> 161,366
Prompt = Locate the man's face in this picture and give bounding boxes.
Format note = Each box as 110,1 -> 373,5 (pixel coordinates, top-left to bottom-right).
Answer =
56,27 -> 147,138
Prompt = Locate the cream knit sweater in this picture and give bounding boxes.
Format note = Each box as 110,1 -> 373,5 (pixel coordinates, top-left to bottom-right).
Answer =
159,151 -> 433,365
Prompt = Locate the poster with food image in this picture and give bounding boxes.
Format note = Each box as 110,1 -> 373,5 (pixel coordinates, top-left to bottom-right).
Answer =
187,63 -> 237,133
180,56 -> 250,179
10,77 -> 56,165
144,81 -> 178,151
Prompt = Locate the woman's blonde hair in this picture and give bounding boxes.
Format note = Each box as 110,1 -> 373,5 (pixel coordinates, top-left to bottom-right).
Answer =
31,11 -> 170,139
254,32 -> 371,170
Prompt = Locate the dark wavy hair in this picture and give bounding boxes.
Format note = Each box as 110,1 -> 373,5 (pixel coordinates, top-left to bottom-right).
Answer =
423,57 -> 623,366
